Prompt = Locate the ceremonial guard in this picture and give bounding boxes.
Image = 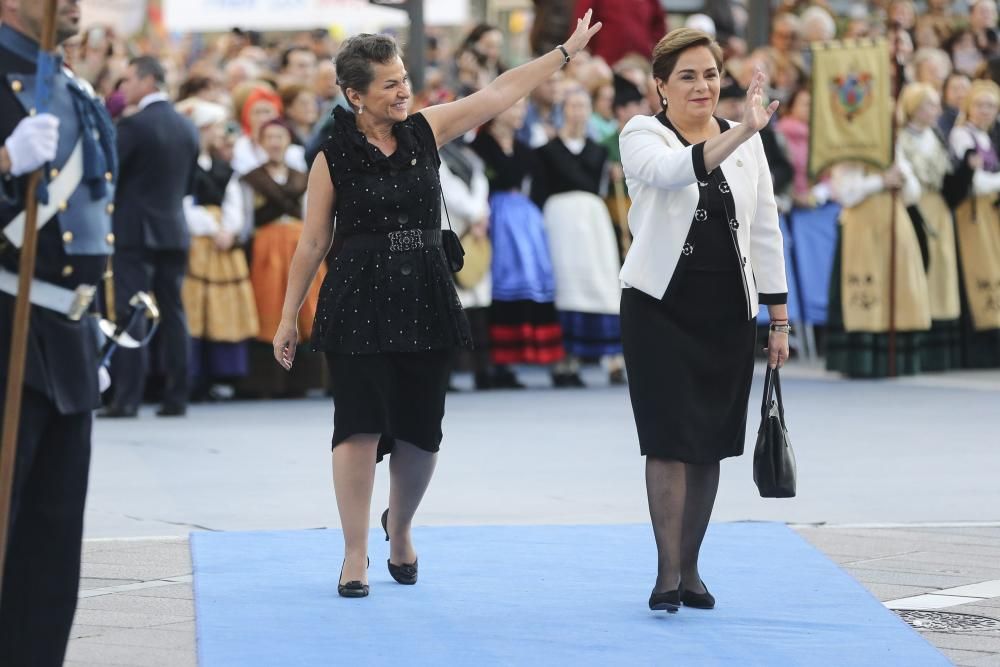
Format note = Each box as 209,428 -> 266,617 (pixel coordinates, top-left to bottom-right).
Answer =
0,1 -> 119,663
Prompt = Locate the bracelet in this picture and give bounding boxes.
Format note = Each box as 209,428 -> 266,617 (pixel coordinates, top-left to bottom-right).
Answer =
769,323 -> 792,334
556,44 -> 571,66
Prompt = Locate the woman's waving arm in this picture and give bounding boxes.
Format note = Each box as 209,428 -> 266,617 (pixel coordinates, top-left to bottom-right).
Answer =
421,11 -> 602,147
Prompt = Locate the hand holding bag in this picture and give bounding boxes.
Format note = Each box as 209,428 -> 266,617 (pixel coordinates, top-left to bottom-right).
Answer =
753,366 -> 797,498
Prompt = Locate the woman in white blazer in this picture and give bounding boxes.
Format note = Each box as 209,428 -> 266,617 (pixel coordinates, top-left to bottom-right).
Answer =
618,28 -> 789,613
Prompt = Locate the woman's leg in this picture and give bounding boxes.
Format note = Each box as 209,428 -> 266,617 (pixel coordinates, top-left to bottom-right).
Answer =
332,434 -> 380,584
680,461 -> 721,593
645,457 -> 686,592
387,440 -> 438,565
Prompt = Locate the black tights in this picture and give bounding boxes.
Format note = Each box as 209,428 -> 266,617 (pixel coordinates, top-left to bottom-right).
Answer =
645,457 -> 720,593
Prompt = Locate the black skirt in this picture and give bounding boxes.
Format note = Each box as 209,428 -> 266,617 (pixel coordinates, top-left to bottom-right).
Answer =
621,272 -> 756,464
325,350 -> 452,462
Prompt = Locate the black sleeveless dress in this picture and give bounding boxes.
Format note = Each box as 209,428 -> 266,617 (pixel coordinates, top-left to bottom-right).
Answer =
314,106 -> 472,461
621,114 -> 757,464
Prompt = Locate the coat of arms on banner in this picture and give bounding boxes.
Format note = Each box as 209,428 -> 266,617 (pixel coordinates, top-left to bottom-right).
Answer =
808,39 -> 892,178
829,68 -> 873,123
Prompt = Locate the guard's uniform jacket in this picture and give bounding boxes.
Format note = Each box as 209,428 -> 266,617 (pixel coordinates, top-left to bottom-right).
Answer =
0,23 -> 116,415
0,23 -> 118,667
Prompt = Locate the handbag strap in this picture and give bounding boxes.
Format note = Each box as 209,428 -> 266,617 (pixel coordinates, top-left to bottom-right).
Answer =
433,165 -> 456,233
760,366 -> 787,426
760,366 -> 774,420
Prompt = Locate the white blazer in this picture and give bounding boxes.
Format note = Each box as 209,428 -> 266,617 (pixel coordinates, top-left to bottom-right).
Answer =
619,114 -> 787,318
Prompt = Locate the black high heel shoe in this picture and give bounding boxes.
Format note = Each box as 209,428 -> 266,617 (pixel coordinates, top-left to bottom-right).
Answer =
381,509 -> 418,585
648,589 -> 681,613
337,557 -> 370,598
680,580 -> 715,609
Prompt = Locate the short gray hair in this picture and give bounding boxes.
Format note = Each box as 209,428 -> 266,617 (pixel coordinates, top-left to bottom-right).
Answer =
335,34 -> 401,109
800,7 -> 836,42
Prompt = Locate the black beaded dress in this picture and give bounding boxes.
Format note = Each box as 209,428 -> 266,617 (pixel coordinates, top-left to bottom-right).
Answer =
621,114 -> 756,463
314,106 -> 472,461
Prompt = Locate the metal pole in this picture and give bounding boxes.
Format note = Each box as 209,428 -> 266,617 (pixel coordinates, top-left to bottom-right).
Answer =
406,0 -> 426,92
0,0 -> 59,601
746,0 -> 770,51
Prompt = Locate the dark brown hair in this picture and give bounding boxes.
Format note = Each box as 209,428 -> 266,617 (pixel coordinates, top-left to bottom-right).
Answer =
651,28 -> 724,108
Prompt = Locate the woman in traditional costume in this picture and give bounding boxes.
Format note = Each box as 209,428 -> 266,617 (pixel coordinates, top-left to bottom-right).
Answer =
472,98 -> 565,388
177,99 -> 259,400
243,119 -> 325,396
947,80 -> 1000,368
232,85 -> 308,175
895,83 -> 963,371
532,86 -> 624,386
825,151 -> 932,376
438,136 -> 495,389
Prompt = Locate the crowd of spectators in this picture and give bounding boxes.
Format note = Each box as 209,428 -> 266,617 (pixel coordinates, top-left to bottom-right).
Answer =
52,0 -> 1000,407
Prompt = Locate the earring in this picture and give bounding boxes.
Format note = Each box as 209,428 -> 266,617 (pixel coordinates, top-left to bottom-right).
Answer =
358,105 -> 364,115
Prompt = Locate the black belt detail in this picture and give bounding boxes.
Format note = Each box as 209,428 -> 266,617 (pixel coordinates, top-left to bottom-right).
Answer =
339,229 -> 442,252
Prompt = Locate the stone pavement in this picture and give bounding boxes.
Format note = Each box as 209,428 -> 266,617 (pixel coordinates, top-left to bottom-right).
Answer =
66,525 -> 1000,666
65,364 -> 1000,664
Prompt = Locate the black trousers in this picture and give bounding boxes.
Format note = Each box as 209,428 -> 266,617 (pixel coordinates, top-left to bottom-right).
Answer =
0,387 -> 91,666
109,248 -> 190,410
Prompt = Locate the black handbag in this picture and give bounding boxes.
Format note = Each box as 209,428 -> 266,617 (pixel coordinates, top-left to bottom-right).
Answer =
436,172 -> 465,273
752,366 -> 797,498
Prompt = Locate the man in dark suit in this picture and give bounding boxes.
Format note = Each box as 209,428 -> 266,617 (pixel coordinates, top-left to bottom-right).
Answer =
102,56 -> 199,417
0,0 -> 118,662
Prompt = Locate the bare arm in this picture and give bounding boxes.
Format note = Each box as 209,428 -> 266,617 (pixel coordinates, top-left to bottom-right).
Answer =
274,155 -> 336,367
422,11 -> 602,147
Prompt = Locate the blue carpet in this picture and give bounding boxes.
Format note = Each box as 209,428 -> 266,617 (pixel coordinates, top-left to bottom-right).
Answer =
192,523 -> 947,666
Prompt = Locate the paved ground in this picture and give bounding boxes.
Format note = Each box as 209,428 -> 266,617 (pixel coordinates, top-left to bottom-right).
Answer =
64,363 -> 1000,665
66,526 -> 1000,666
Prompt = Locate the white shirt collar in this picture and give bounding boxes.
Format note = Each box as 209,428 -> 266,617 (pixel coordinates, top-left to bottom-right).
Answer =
138,91 -> 170,110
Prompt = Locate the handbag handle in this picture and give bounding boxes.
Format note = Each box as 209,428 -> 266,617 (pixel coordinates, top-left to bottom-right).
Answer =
760,366 -> 787,426
434,166 -> 456,233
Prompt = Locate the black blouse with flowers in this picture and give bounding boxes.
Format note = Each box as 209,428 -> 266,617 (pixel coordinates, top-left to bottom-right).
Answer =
311,106 -> 472,354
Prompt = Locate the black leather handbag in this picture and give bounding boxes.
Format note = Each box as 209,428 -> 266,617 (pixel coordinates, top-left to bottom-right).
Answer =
753,366 -> 797,498
437,173 -> 465,273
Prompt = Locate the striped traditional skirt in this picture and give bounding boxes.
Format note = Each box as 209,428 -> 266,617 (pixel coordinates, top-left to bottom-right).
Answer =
558,311 -> 622,358
488,299 -> 565,365
183,236 -> 259,342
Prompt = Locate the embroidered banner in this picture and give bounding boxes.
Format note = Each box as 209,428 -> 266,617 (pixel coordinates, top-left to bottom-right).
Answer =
808,39 -> 893,178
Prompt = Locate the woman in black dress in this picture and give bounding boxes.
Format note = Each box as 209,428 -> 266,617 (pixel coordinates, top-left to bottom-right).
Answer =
619,29 -> 789,612
273,16 -> 603,598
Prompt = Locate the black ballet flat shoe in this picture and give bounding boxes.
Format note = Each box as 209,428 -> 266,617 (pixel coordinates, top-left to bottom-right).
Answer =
381,509 -> 418,585
491,368 -> 526,389
474,371 -> 494,390
337,559 -> 369,598
552,372 -> 586,388
648,589 -> 681,613
680,581 -> 715,609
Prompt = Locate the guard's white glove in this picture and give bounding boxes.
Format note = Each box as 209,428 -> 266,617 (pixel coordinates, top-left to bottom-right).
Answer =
4,113 -> 60,177
98,365 -> 112,393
